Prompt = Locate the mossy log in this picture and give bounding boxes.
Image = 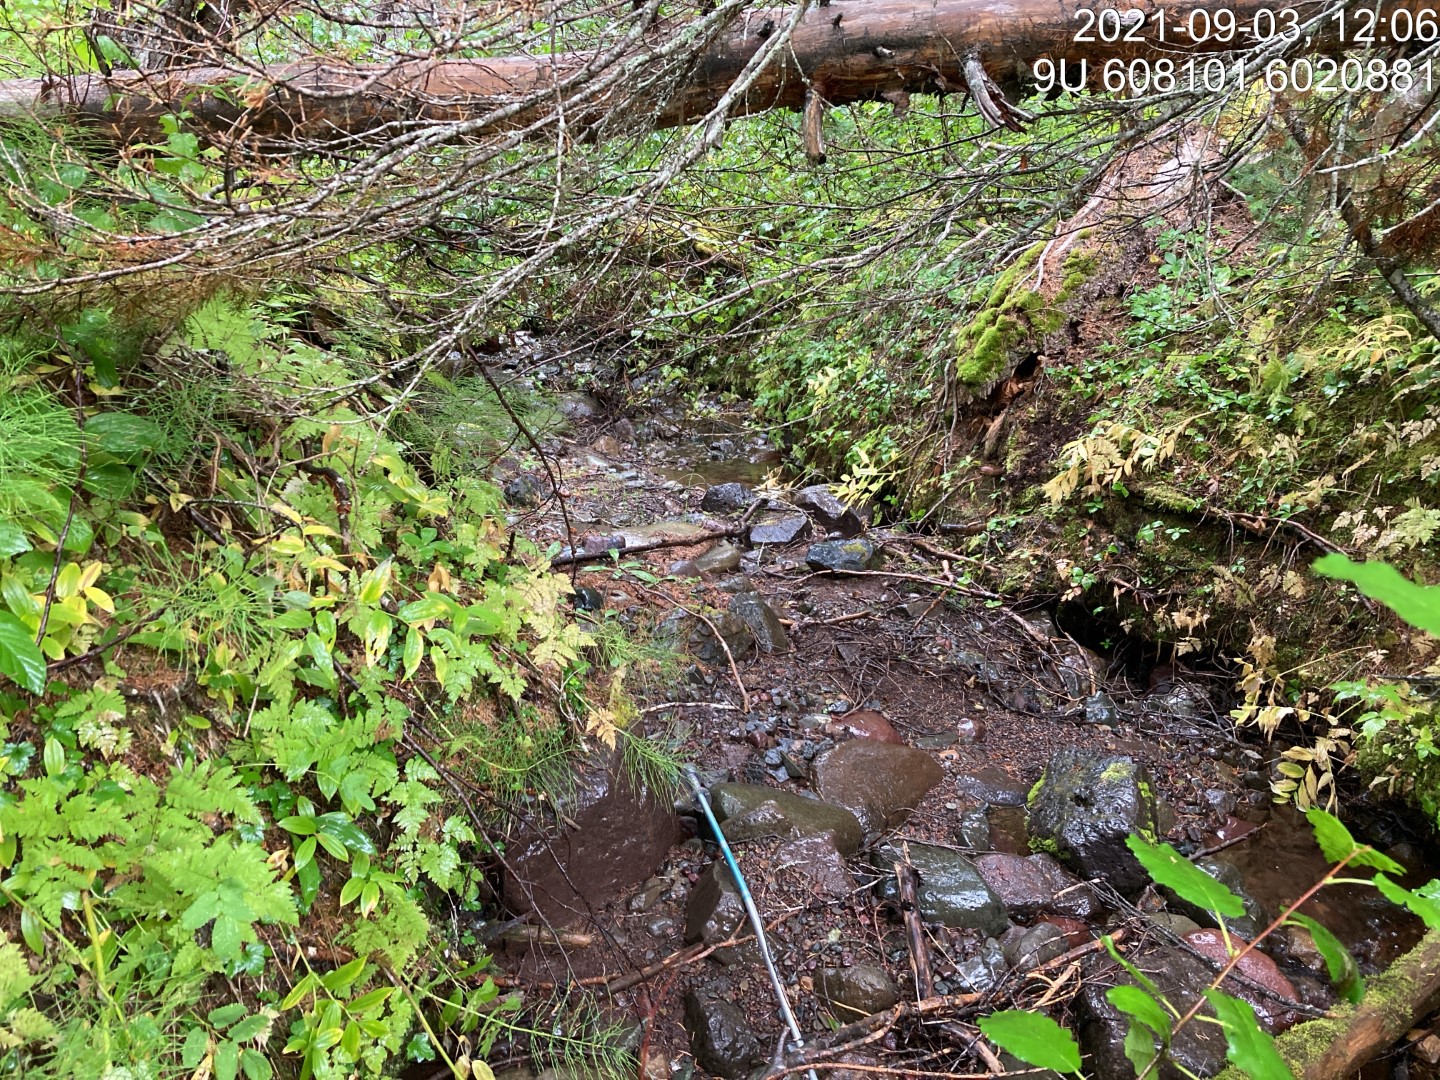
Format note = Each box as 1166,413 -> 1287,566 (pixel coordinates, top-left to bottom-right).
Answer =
1215,929 -> 1440,1080
950,128 -> 1210,407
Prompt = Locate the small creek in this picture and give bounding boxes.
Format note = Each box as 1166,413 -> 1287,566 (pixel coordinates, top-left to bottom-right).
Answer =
483,372 -> 1440,1079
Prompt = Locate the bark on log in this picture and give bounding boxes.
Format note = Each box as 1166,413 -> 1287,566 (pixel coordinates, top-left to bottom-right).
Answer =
1216,928 -> 1440,1080
0,0 -> 1419,145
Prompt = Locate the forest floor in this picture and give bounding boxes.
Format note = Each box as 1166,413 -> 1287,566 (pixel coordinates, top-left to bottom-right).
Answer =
457,362 -> 1440,1080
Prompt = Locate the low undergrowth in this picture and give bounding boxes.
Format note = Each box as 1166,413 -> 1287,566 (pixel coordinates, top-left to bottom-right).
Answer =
0,283 -> 671,1078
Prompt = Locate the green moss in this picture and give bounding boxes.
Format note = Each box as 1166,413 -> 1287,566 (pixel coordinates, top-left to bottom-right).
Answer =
1100,761 -> 1134,783
1027,774 -> 1046,806
953,245 -> 1099,391
1028,835 -> 1060,855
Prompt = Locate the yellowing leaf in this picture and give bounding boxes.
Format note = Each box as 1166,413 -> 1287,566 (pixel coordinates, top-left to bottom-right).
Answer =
83,587 -> 115,613
270,534 -> 305,556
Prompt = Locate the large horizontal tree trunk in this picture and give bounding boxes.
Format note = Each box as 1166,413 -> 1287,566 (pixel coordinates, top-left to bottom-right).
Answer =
0,0 -> 1415,145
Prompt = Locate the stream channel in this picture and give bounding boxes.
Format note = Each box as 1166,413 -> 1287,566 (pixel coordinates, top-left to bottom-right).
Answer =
453,349 -> 1440,1080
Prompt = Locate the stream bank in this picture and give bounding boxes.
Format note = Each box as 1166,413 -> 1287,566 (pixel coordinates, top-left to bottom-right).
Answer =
463,357 -> 1440,1080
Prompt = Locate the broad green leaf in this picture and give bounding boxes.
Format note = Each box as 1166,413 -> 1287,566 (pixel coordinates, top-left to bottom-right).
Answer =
977,1011 -> 1081,1074
215,1039 -> 239,1080
229,1013 -> 269,1041
42,737 -> 65,778
403,626 -> 423,679
278,815 -> 317,836
241,1047 -> 274,1080
1375,875 -> 1440,930
347,987 -> 394,1014
19,908 -> 44,954
207,1003 -> 248,1028
356,559 -> 392,605
397,594 -> 456,624
86,412 -> 166,457
315,812 -> 377,855
1286,915 -> 1363,1003
463,602 -> 505,637
320,956 -> 368,994
1203,990 -> 1294,1080
0,610 -> 46,694
1306,807 -> 1356,864
1106,985 -> 1172,1038
1313,554 -> 1440,635
1128,835 -> 1245,918
182,1026 -> 208,1068
1121,1019 -> 1159,1078
1307,808 -> 1404,873
280,973 -> 319,1010
0,523 -> 31,558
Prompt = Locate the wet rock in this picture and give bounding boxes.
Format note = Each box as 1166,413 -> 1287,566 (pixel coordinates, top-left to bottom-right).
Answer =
805,538 -> 878,573
1076,947 -> 1230,1080
952,766 -> 1030,808
628,876 -> 668,913
959,808 -> 992,851
1083,692 -> 1121,726
914,732 -> 958,750
1148,682 -> 1210,721
685,862 -> 746,945
749,513 -> 811,546
1184,929 -> 1301,1032
793,485 -> 867,537
612,418 -> 636,444
709,782 -> 864,855
503,474 -> 543,507
952,938 -> 1008,993
728,592 -> 790,654
774,834 -> 856,897
694,541 -> 743,575
701,483 -> 755,513
1026,749 -> 1158,897
571,585 -> 605,612
829,709 -> 904,745
557,392 -> 602,420
817,964 -> 900,1018
656,609 -> 757,665
1163,857 -> 1269,941
1148,912 -> 1203,937
503,752 -> 679,926
874,842 -> 1009,934
684,991 -> 762,1078
813,741 -> 943,840
1001,922 -> 1070,969
973,853 -> 1103,921
951,649 -> 1004,685
1269,924 -> 1327,976
591,434 -> 624,458
955,716 -> 985,743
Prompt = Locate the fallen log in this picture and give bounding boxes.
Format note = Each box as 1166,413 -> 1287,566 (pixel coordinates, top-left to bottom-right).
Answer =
0,0 -> 1419,145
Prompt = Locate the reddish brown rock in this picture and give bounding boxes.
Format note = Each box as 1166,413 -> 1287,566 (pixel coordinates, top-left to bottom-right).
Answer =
974,852 -> 1102,920
1184,929 -> 1302,1032
773,834 -> 856,898
813,740 -> 943,840
830,709 -> 904,745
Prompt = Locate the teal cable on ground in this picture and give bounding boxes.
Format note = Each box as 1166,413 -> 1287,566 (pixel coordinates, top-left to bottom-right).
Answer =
684,767 -> 818,1080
